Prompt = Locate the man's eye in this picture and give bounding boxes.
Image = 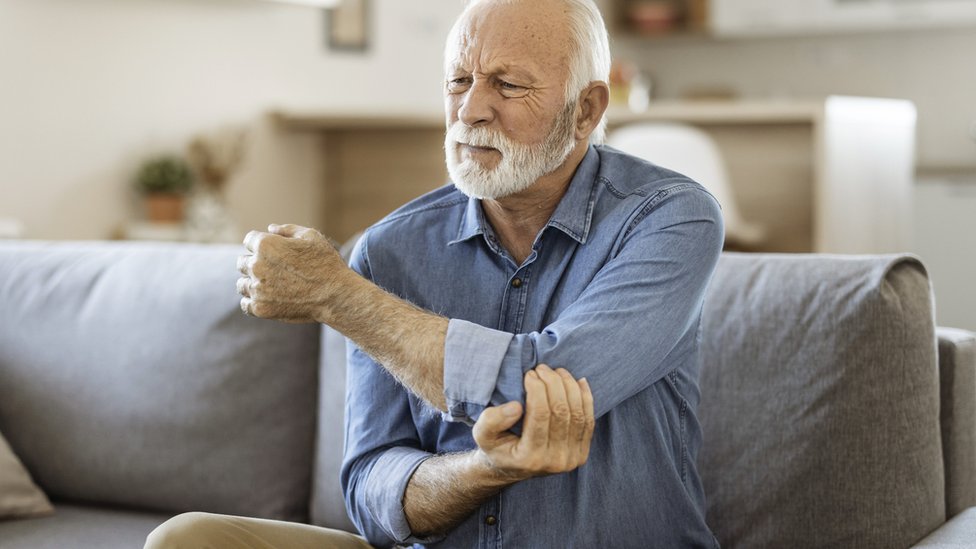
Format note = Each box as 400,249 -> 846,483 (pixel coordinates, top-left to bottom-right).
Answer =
499,81 -> 521,90
448,78 -> 471,88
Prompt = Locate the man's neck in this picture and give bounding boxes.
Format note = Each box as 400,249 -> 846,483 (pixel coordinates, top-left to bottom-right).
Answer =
482,143 -> 588,265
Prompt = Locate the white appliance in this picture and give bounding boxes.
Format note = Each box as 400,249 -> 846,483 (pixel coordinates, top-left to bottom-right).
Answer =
914,174 -> 976,333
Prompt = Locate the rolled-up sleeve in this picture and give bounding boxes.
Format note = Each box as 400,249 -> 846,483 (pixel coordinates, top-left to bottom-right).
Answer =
441,186 -> 724,424
341,344 -> 440,547
362,447 -> 431,542
442,319 -> 514,424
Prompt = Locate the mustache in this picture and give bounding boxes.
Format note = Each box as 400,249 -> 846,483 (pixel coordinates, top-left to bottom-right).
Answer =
446,123 -> 511,152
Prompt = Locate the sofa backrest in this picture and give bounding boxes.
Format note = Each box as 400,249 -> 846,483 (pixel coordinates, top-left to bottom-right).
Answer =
699,253 -> 944,548
0,242 -> 320,522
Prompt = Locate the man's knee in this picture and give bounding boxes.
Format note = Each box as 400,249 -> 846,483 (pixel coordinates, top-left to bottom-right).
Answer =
145,511 -> 222,549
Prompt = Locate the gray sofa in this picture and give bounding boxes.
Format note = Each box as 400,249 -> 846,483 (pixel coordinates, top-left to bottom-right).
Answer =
0,241 -> 973,548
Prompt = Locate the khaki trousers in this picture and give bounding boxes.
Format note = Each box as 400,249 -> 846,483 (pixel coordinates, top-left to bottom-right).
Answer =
145,512 -> 374,549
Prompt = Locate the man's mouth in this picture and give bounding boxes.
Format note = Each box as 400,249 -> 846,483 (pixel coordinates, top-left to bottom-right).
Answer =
460,142 -> 496,152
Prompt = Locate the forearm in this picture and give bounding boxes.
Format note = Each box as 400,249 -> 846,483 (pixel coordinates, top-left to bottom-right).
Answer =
403,450 -> 519,538
319,269 -> 449,410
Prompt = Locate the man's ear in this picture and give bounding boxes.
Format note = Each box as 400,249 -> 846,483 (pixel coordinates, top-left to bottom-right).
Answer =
575,81 -> 610,141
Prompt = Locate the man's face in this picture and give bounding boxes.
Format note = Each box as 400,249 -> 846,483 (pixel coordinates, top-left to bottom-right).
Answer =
443,1 -> 579,200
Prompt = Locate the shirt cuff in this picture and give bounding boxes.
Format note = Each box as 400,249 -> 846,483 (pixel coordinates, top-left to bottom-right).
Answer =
364,446 -> 434,544
443,318 -> 514,424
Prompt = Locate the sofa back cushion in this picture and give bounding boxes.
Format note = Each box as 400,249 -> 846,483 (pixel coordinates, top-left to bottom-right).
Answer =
699,253 -> 944,548
0,242 -> 319,522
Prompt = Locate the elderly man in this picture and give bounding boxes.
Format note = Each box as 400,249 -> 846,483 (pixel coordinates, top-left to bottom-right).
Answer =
146,0 -> 722,547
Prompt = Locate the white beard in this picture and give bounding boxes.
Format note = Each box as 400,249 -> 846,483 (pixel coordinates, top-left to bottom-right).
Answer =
444,103 -> 578,200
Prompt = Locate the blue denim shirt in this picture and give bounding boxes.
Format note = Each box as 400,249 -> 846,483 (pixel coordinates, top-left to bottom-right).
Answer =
341,145 -> 723,548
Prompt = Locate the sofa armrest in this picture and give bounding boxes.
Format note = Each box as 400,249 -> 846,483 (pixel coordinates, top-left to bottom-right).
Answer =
911,506 -> 976,547
937,327 -> 976,517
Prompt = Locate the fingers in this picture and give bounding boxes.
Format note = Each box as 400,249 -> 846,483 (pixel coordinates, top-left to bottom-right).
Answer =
478,366 -> 595,480
521,370 -> 550,450
268,224 -> 298,237
535,365 -> 571,460
269,223 -> 322,241
240,225 -> 322,276
236,277 -> 251,297
579,378 -> 595,463
472,401 -> 523,451
243,230 -> 265,253
524,365 -> 595,473
237,253 -> 256,278
556,368 -> 587,461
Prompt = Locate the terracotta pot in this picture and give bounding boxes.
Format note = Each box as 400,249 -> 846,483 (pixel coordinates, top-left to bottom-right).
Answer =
146,193 -> 185,223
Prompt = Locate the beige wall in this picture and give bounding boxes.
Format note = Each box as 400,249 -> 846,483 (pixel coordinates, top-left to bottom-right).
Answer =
0,0 -> 462,240
1,0 -> 974,242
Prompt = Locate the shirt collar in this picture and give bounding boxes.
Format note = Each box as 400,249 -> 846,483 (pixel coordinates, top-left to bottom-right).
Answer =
449,145 -> 600,247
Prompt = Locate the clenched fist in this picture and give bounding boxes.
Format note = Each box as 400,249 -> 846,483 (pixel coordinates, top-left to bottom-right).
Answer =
237,224 -> 349,323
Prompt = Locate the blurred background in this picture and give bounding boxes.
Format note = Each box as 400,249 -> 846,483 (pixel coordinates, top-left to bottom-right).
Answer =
0,0 -> 974,329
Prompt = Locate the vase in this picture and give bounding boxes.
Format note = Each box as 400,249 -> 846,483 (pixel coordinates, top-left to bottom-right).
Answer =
185,189 -> 238,243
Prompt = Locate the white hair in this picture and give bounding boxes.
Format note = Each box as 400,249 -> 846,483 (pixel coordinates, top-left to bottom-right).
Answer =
446,0 -> 612,144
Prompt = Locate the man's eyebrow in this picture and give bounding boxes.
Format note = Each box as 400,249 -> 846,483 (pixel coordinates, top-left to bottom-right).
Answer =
494,65 -> 536,81
446,59 -> 540,82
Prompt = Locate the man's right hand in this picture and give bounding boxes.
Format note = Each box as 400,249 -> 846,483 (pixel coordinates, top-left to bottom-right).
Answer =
471,364 -> 595,481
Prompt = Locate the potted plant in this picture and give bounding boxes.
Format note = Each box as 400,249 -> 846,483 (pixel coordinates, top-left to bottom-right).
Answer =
134,155 -> 194,223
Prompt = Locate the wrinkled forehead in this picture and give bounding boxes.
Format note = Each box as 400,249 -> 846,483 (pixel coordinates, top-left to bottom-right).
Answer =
444,0 -> 571,74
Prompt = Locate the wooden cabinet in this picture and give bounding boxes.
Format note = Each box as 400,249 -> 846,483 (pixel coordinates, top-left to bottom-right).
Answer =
274,96 -> 916,254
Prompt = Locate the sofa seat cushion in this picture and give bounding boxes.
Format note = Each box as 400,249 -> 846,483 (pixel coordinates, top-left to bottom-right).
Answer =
699,253 -> 944,549
912,506 -> 976,547
0,504 -> 170,549
0,242 -> 320,522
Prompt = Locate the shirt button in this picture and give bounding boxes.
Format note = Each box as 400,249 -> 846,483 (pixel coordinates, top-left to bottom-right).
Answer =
511,278 -> 522,288
485,515 -> 498,526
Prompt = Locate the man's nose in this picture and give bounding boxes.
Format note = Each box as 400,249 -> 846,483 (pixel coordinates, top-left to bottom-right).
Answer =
457,82 -> 496,127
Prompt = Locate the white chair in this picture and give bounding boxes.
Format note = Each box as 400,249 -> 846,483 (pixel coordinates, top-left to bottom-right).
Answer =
607,122 -> 765,249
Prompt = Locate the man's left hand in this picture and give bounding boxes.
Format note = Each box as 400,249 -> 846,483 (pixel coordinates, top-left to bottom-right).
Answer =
471,364 -> 595,481
237,224 -> 348,323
